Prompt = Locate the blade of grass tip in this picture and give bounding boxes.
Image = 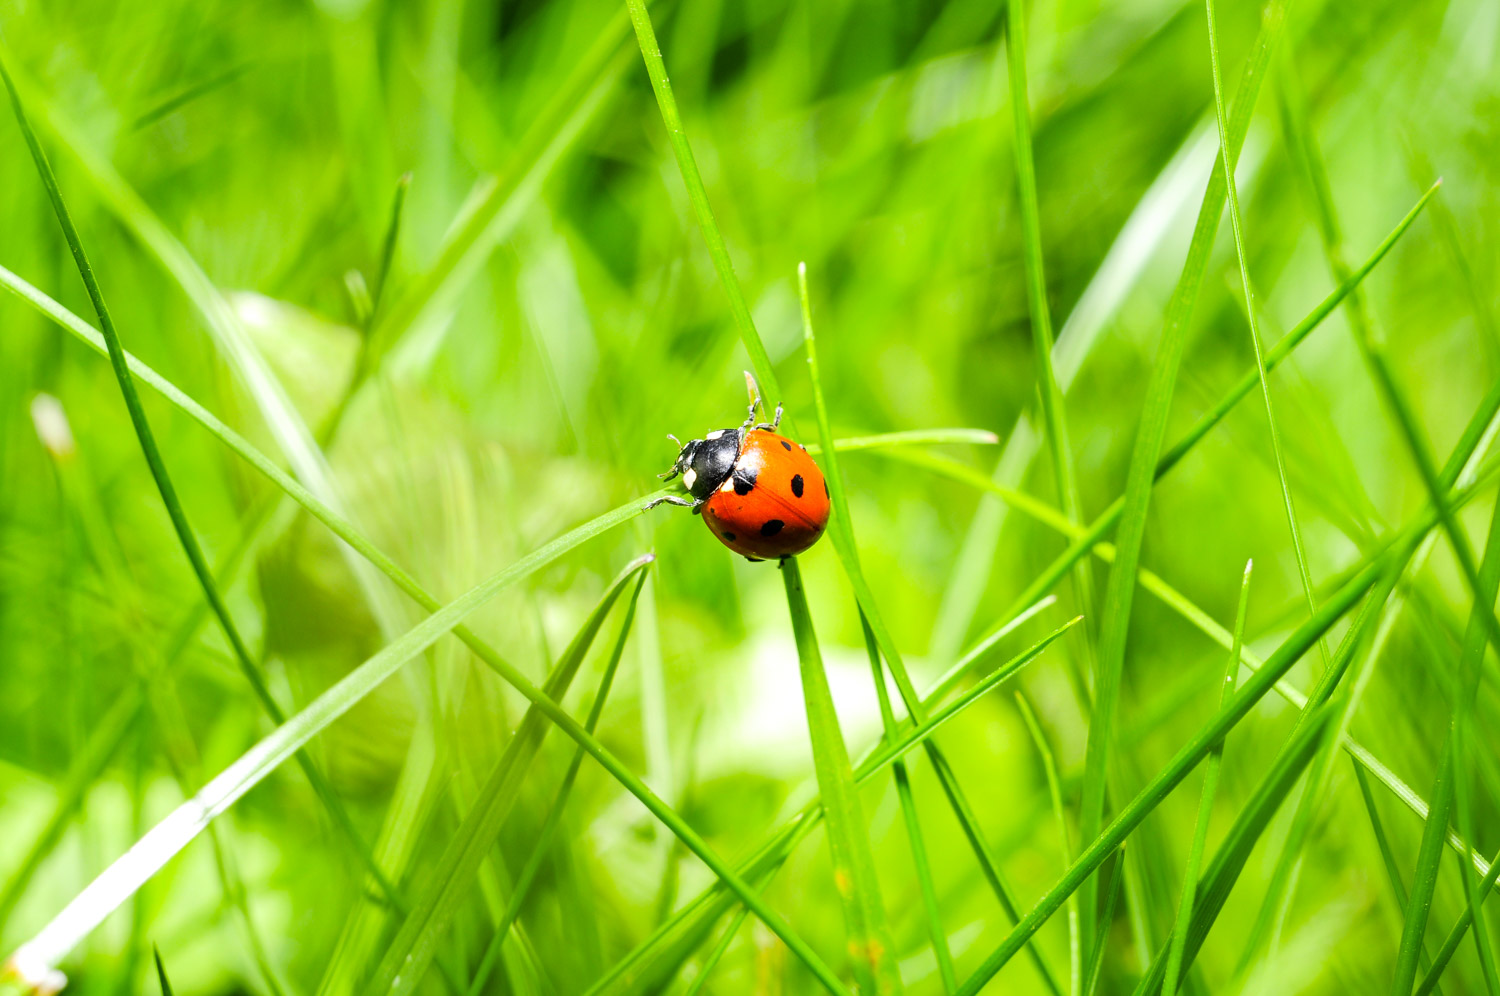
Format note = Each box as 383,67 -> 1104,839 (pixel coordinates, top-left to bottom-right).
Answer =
1082,845 -> 1126,996
798,264 -> 1065,996
370,171 -> 410,318
1004,0 -> 1098,715
861,611 -> 957,993
1395,465 -> 1500,993
370,561 -> 652,996
584,615 -> 1075,996
1076,0 -> 1287,946
1163,560 -> 1252,996
781,558 -> 902,995
953,552 -> 1377,996
624,0 -> 785,416
1205,0 -> 1326,672
1014,691 -> 1080,996
3,500 -> 655,985
466,579 -> 642,996
0,54 -> 410,913
153,945 -> 174,996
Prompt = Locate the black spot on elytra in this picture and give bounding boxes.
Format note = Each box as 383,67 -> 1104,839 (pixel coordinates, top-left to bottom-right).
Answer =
790,474 -> 804,497
732,465 -> 757,495
761,519 -> 785,537
723,532 -> 736,542
780,439 -> 792,451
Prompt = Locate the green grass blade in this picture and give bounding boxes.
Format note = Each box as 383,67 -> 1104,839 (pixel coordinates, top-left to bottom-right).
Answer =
861,612 -> 955,992
4,497 -> 653,981
1355,765 -> 1447,996
1076,1 -> 1287,941
953,550 -> 1379,994
683,904 -> 753,996
0,52 -> 408,915
798,266 -> 1065,996
1395,443 -> 1500,993
584,617 -> 1077,996
1163,560 -> 1252,996
1419,842 -> 1500,994
369,560 -> 651,996
883,444 -> 1500,884
1003,0 -> 1095,704
465,579 -> 642,996
781,558 -> 902,994
1131,700 -> 1340,995
153,945 -> 174,996
1204,0 -> 1324,672
1014,691 -> 1080,996
1083,846 -> 1126,996
623,0 -> 784,415
803,429 -> 1000,454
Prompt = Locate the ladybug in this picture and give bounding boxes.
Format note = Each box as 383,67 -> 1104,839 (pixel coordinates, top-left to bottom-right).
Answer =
646,403 -> 831,561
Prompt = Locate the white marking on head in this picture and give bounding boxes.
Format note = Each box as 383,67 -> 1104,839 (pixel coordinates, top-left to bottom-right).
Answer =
684,468 -> 697,489
705,429 -> 724,440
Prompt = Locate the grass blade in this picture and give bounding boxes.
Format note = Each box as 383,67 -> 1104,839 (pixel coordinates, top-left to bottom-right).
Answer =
464,582 -> 642,996
0,51 -> 406,917
861,612 -> 956,992
799,265 -> 1065,995
781,558 -> 902,994
1014,691 -> 1080,996
585,617 -> 1077,996
4,497 -> 653,983
954,549 -> 1379,994
153,945 -> 174,996
369,560 -> 652,996
1076,0 -> 1287,942
1163,560 -> 1252,995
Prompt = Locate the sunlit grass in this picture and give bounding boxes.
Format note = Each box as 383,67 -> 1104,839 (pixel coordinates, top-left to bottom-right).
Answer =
1,0 -> 1498,992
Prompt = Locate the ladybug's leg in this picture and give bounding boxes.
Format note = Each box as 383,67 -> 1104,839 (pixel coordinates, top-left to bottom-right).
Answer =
643,495 -> 694,510
690,498 -> 708,516
751,402 -> 784,433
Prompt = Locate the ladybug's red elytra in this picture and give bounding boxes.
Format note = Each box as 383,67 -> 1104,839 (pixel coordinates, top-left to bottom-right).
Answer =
645,403 -> 832,561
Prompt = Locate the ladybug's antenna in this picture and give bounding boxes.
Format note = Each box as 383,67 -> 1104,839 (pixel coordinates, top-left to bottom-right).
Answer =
666,433 -> 682,449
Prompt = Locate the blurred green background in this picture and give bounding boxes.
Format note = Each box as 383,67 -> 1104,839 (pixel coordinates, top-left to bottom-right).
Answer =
0,0 -> 1497,991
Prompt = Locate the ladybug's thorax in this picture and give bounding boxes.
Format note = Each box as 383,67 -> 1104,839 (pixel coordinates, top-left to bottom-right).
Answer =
678,428 -> 743,499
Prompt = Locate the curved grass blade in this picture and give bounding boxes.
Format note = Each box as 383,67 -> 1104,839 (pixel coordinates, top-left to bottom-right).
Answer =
0,53 -> 406,914
862,612 -> 955,992
369,561 -> 652,996
883,444 -> 1500,880
1163,560 -> 1252,996
465,581 -> 641,996
799,264 -> 1065,995
953,555 -> 1381,994
4,498 -> 653,984
1076,0 -> 1287,940
782,559 -> 902,994
585,617 -> 1077,996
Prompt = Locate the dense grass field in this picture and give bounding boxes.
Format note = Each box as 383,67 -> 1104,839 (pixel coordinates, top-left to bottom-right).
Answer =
1,0 -> 1498,992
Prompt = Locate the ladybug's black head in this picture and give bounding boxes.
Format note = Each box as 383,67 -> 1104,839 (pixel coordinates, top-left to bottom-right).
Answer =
667,428 -> 742,500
